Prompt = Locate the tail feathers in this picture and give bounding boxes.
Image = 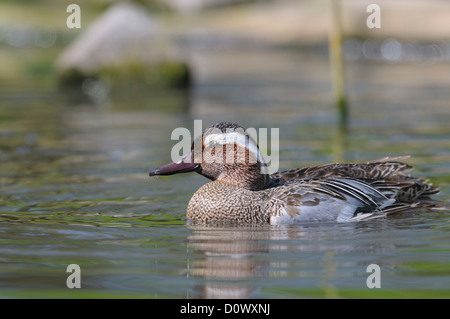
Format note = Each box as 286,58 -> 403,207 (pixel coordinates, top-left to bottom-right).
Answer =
370,179 -> 439,203
351,200 -> 444,221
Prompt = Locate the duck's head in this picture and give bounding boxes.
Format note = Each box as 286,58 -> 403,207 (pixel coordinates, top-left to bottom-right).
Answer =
149,122 -> 269,190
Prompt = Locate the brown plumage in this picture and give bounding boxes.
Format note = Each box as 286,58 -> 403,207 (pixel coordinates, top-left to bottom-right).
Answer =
149,122 -> 440,225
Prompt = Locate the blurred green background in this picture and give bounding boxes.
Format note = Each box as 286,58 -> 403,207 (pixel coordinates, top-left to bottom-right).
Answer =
2,0 -> 450,92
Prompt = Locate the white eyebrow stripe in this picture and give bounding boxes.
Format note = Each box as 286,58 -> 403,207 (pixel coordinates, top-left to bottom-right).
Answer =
203,132 -> 266,167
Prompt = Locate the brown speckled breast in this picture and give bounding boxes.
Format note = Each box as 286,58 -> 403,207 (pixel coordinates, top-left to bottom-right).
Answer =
187,181 -> 269,225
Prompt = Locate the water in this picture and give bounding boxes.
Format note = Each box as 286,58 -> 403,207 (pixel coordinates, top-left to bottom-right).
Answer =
0,50 -> 449,298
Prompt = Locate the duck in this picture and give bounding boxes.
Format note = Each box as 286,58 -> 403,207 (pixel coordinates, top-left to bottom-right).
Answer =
149,122 -> 439,225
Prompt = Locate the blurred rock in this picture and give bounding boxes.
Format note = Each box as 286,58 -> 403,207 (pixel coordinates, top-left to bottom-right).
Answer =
56,1 -> 190,91
160,0 -> 252,13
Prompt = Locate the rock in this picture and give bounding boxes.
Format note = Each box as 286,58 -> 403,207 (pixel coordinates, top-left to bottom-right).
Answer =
56,1 -> 190,89
160,0 -> 251,13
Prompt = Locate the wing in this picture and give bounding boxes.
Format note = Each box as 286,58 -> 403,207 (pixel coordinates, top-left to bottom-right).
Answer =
268,156 -> 439,203
266,178 -> 397,224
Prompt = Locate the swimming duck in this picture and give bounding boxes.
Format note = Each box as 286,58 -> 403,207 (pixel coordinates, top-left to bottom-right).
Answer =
149,122 -> 439,225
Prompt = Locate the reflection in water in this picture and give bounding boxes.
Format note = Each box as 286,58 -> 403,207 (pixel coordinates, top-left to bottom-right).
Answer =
186,221 -> 398,298
187,226 -> 270,298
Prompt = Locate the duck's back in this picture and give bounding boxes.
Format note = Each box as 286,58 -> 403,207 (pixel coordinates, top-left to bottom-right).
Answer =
264,157 -> 439,223
269,156 -> 439,203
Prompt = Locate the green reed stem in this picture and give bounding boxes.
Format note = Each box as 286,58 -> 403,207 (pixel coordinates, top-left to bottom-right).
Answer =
329,0 -> 348,161
329,0 -> 348,129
